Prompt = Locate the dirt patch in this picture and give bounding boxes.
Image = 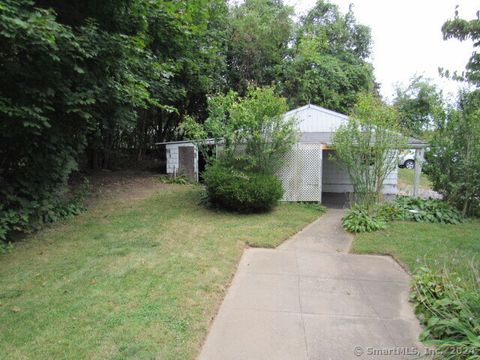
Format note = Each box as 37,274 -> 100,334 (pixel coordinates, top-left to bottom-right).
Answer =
77,169 -> 170,207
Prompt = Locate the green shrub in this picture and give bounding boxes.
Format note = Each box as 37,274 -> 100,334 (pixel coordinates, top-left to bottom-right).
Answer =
394,197 -> 464,224
412,266 -> 480,359
0,179 -> 89,244
203,163 -> 284,212
375,202 -> 405,222
342,204 -> 387,233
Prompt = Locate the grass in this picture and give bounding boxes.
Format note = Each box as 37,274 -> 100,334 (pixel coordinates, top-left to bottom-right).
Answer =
397,168 -> 432,190
0,185 -> 323,360
352,220 -> 480,278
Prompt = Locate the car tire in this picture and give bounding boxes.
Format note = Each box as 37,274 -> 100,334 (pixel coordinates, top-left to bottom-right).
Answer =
404,159 -> 415,169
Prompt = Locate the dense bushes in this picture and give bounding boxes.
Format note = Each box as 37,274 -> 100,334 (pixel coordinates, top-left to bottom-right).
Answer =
203,164 -> 284,212
0,180 -> 89,244
342,197 -> 463,233
395,197 -> 464,224
412,266 -> 480,359
0,0 -> 227,242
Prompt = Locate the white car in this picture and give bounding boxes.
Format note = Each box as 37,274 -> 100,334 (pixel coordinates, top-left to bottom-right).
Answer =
398,149 -> 416,169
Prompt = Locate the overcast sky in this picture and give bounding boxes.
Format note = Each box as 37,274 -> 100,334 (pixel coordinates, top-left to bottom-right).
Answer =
285,0 -> 478,101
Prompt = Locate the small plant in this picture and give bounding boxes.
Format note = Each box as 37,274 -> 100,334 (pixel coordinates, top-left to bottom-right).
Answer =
296,202 -> 327,213
158,175 -> 191,185
375,202 -> 404,222
0,241 -> 14,254
202,163 -> 284,213
342,204 -> 387,233
412,265 -> 480,359
395,197 -> 464,224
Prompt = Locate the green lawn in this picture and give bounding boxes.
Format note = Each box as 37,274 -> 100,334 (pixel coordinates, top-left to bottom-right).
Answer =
0,185 -> 323,360
398,168 -> 432,190
352,220 -> 480,278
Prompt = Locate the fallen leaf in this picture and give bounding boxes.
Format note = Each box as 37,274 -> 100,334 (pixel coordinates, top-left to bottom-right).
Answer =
11,306 -> 20,313
90,279 -> 97,285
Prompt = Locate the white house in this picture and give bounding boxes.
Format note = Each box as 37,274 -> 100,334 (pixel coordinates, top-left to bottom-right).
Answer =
158,104 -> 427,203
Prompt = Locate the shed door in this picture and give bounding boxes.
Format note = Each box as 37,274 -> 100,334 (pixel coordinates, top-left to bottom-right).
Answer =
178,146 -> 196,181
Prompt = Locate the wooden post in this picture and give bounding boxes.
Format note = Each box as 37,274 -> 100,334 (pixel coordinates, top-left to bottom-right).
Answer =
413,148 -> 425,197
319,145 -> 323,204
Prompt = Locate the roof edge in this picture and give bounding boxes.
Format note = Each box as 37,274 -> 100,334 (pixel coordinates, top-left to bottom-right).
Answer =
284,104 -> 349,120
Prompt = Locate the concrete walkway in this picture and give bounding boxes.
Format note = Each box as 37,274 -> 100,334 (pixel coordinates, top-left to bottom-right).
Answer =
198,209 -> 426,360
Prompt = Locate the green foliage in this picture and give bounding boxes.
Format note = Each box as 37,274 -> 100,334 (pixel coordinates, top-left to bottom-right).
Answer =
227,0 -> 293,93
394,197 -> 464,224
202,163 -> 284,213
342,204 -> 387,233
424,91 -> 480,217
276,1 -> 374,113
0,241 -> 14,255
393,76 -> 446,136
412,266 -> 480,359
0,0 -> 228,240
333,93 -> 406,208
375,202 -> 405,222
343,196 -> 463,233
157,175 -> 191,185
0,179 -> 89,243
441,9 -> 480,86
182,86 -> 297,175
0,0 -> 377,240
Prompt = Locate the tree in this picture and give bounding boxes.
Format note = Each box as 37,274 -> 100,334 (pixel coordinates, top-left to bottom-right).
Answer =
182,87 -> 297,175
333,93 -> 406,208
276,1 -> 374,113
441,8 -> 480,86
0,0 -> 228,240
226,0 -> 294,93
422,9 -> 480,217
393,76 -> 446,136
0,0 -> 98,239
424,91 -> 480,216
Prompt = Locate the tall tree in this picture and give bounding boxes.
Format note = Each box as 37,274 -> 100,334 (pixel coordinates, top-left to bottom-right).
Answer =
277,1 -> 374,113
393,76 -> 446,136
226,0 -> 294,93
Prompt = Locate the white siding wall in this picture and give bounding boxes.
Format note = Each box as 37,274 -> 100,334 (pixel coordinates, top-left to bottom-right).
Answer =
322,150 -> 397,195
166,144 -> 179,174
285,105 -> 348,133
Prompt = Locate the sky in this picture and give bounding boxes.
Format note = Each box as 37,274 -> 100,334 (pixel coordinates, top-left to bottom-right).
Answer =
284,0 -> 478,101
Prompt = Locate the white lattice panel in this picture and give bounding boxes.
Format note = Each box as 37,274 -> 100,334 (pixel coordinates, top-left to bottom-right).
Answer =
278,144 -> 322,202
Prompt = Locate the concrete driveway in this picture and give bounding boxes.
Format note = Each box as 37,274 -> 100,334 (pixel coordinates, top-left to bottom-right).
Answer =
198,209 -> 426,360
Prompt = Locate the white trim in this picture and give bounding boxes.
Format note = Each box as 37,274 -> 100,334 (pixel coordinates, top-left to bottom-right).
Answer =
284,104 -> 349,120
155,138 -> 216,146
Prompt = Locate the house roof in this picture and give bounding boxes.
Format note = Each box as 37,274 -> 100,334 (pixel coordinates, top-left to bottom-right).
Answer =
284,104 -> 349,120
157,104 -> 428,148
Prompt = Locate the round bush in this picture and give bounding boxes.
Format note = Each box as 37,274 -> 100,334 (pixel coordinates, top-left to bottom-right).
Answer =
202,164 -> 284,212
